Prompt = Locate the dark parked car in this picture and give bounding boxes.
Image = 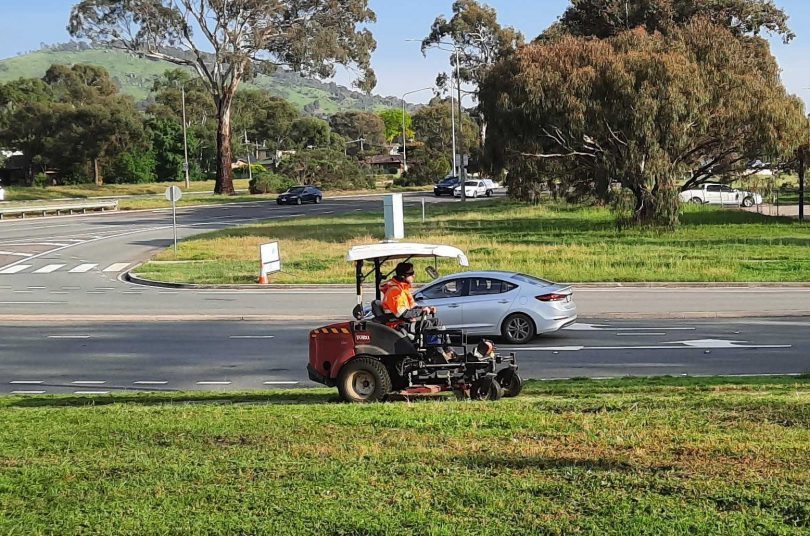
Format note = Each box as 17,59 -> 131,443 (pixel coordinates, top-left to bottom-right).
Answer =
277,186 -> 322,205
434,176 -> 460,196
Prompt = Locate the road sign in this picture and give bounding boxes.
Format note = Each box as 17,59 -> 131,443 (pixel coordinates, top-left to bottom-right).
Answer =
165,186 -> 183,202
260,242 -> 282,275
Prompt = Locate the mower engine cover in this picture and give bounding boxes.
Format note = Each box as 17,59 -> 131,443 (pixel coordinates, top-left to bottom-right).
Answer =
308,322 -> 356,387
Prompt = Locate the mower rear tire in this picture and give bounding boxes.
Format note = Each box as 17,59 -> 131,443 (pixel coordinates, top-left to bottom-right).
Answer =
496,369 -> 523,398
337,357 -> 392,403
471,377 -> 503,401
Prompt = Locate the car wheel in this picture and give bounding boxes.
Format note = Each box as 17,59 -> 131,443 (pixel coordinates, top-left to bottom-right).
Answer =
296,198 -> 302,205
690,197 -> 703,204
276,199 -> 283,205
315,196 -> 322,204
435,192 -> 441,197
501,313 -> 536,345
486,190 -> 492,197
742,196 -> 754,208
337,357 -> 392,403
471,377 -> 503,401
471,191 -> 478,198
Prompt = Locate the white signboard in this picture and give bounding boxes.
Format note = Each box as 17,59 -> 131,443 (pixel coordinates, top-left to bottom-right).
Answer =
260,242 -> 282,274
384,194 -> 404,241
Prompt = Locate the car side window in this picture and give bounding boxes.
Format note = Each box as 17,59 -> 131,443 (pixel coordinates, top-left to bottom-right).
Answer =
468,278 -> 517,296
707,185 -> 722,192
720,185 -> 734,192
421,279 -> 465,299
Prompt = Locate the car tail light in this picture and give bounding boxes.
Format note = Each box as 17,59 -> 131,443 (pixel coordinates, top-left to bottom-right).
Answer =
536,293 -> 569,302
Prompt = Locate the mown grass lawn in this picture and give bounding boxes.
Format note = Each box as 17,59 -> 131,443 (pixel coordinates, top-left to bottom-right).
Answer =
1,376 -> 808,534
136,200 -> 810,284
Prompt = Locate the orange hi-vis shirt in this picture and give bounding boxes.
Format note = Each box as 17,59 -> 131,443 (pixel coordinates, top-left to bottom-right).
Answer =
380,278 -> 415,327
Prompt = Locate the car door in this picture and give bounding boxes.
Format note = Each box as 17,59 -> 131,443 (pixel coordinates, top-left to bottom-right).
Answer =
457,277 -> 519,334
414,278 -> 468,329
302,188 -> 314,202
720,185 -> 738,205
704,184 -> 722,204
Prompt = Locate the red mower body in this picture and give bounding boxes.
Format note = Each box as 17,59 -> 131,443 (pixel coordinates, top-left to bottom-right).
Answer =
308,322 -> 356,386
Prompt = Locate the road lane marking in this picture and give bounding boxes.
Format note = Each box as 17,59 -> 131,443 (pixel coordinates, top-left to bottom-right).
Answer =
61,286 -> 81,290
133,381 -> 168,385
74,391 -> 109,395
229,335 -> 275,339
615,333 -> 667,336
12,391 -> 46,395
27,286 -> 46,289
565,323 -> 697,332
25,264 -> 72,276
0,301 -> 65,304
263,381 -> 300,385
0,251 -> 33,257
0,265 -> 31,274
103,263 -> 130,272
49,335 -> 91,339
69,264 -> 98,273
196,381 -> 232,385
9,381 -> 44,384
71,381 -> 106,385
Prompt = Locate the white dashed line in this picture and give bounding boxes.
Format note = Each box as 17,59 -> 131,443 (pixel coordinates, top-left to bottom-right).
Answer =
103,263 -> 130,272
34,264 -> 66,274
0,251 -> 33,257
49,335 -> 91,340
262,381 -> 300,385
133,381 -> 169,385
196,381 -> 232,386
74,391 -> 110,395
12,391 -> 46,395
69,264 -> 98,273
9,380 -> 44,385
0,265 -> 31,274
229,335 -> 275,339
27,286 -> 46,290
71,381 -> 106,385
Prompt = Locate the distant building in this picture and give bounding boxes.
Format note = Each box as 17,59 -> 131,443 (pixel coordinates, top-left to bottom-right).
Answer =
365,154 -> 405,176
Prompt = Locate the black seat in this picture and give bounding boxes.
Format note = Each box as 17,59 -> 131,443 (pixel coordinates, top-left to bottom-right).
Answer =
370,300 -> 396,324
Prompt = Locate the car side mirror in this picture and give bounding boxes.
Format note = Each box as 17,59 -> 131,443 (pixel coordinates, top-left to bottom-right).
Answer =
352,304 -> 364,320
426,266 -> 439,280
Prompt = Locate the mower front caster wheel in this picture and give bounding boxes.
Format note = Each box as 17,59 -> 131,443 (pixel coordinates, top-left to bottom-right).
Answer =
496,369 -> 524,398
337,357 -> 392,403
471,377 -> 504,401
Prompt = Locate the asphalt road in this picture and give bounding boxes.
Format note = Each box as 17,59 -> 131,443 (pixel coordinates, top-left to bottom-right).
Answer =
1,193 -> 809,393
1,317 -> 806,394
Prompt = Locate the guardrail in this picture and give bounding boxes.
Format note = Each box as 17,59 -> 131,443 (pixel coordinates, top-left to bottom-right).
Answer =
0,199 -> 119,220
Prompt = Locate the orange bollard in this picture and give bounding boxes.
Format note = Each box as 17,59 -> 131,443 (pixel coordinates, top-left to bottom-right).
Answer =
258,266 -> 268,285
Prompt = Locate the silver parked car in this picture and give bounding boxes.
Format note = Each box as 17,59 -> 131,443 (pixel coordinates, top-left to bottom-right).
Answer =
414,271 -> 577,345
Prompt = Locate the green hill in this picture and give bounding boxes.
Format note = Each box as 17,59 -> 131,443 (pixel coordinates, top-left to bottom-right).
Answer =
0,47 -> 409,114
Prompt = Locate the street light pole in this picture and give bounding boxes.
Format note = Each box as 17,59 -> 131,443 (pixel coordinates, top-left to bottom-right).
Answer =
181,85 -> 190,189
454,46 -> 466,203
401,87 -> 432,173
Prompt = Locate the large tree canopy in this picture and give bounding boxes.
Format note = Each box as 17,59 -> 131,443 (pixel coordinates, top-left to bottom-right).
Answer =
547,0 -> 794,41
480,17 -> 805,226
69,0 -> 377,194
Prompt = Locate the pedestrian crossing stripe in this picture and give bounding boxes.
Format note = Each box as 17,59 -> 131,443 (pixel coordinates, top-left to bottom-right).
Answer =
0,263 -> 130,275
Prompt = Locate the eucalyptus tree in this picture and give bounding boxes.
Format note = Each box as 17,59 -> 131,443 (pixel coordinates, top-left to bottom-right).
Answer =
69,0 -> 377,194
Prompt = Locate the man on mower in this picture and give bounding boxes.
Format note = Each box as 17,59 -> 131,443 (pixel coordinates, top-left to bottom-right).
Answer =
380,262 -> 435,330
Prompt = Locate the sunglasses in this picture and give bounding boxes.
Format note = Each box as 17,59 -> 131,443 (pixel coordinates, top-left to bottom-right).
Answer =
404,272 -> 415,276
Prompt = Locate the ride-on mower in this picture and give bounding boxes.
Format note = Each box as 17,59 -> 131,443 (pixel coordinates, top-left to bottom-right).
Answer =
307,242 -> 524,403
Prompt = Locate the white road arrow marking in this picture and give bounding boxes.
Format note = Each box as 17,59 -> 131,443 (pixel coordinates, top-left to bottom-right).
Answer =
668,339 -> 793,349
564,323 -> 696,332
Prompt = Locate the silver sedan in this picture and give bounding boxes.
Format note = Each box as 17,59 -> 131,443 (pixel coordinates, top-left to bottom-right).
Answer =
414,271 -> 577,345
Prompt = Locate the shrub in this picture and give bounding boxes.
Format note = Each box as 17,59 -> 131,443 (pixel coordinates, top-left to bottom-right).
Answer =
249,171 -> 295,194
276,148 -> 374,190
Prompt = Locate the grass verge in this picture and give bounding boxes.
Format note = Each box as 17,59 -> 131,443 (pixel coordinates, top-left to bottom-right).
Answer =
1,376 -> 808,534
136,200 -> 810,284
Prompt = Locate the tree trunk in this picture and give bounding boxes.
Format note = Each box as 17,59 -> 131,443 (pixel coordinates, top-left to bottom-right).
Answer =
631,181 -> 679,228
93,158 -> 102,186
215,96 -> 236,195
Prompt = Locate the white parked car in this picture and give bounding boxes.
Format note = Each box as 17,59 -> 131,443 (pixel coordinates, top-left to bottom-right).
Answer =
453,180 -> 493,198
679,183 -> 762,207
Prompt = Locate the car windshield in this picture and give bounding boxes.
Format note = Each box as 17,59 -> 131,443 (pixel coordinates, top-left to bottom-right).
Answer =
511,273 -> 553,286
287,187 -> 305,194
440,178 -> 457,185
464,181 -> 478,186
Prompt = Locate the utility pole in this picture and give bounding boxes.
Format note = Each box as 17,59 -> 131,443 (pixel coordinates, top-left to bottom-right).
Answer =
799,147 -> 807,222
455,46 -> 466,203
245,130 -> 253,182
181,85 -> 190,189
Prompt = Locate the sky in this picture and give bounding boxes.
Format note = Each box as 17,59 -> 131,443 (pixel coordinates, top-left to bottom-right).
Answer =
1,0 -> 809,106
